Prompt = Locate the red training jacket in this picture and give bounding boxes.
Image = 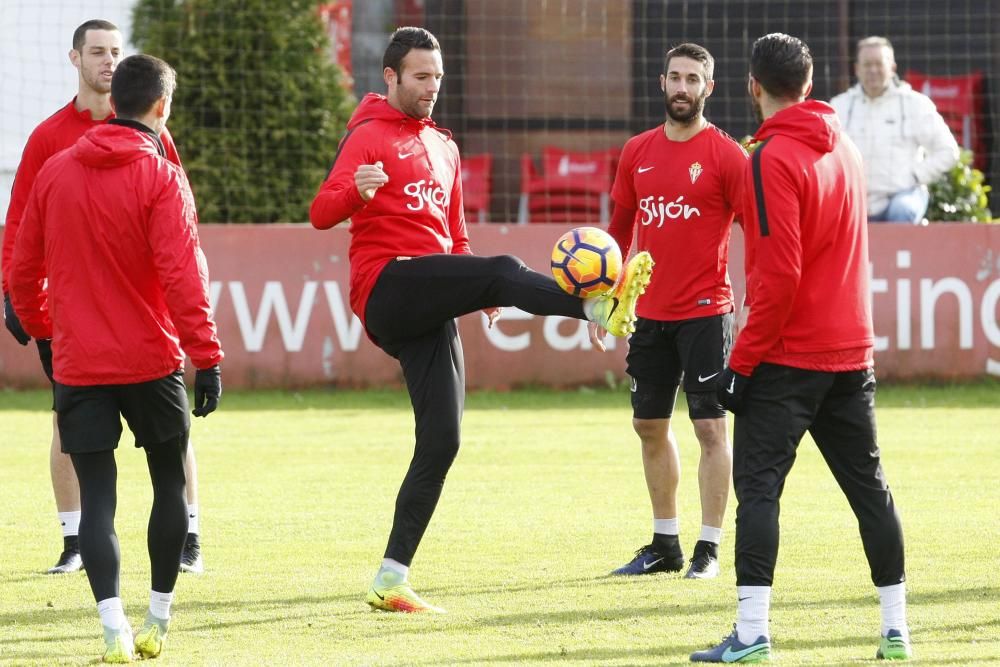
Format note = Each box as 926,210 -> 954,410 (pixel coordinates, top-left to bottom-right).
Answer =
9,123 -> 222,385
2,98 -> 181,294
309,93 -> 470,328
729,99 -> 873,375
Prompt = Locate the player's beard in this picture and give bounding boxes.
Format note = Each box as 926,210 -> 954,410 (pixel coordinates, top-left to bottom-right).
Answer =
397,84 -> 435,119
664,91 -> 706,125
81,65 -> 112,95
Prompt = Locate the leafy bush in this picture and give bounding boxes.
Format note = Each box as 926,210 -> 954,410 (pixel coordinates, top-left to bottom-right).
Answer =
927,149 -> 994,223
132,0 -> 355,222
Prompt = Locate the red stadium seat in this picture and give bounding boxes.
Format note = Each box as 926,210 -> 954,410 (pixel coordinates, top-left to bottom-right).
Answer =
461,153 -> 493,223
907,70 -> 988,169
518,146 -> 617,224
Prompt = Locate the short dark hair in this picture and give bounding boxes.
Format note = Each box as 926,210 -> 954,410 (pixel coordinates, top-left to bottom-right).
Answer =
383,27 -> 440,76
72,19 -> 119,52
750,33 -> 813,100
664,43 -> 715,81
111,54 -> 176,119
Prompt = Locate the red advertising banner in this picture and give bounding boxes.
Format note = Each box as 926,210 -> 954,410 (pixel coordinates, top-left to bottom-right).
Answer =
1,223 -> 998,388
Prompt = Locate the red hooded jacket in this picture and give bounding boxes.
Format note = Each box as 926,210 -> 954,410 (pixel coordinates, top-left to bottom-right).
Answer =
2,98 -> 181,294
729,100 -> 874,375
9,122 -> 223,385
309,93 -> 470,327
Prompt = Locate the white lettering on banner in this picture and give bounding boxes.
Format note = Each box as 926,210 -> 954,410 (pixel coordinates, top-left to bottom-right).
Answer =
871,250 -> 1000,374
638,195 -> 701,227
483,308 -> 532,351
210,280 -> 362,354
321,282 -> 364,351
920,278 -> 973,349
209,281 -> 223,313
482,309 -> 615,351
404,179 -> 449,213
227,281 -> 317,352
869,264 -> 889,352
982,280 -> 1000,347
542,316 -> 615,351
896,251 -> 912,350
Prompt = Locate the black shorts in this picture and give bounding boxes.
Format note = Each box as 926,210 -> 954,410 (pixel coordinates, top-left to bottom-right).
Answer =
626,313 -> 733,420
36,339 -> 55,410
54,370 -> 190,454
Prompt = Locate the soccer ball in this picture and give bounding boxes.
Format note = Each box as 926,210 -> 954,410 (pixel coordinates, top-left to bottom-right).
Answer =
550,226 -> 622,298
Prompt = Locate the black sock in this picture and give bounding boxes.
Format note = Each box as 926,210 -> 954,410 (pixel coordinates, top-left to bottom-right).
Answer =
693,540 -> 718,558
64,534 -> 80,553
652,533 -> 681,555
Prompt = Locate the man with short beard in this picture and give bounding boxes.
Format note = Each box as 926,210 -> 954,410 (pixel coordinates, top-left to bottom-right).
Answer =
597,43 -> 747,579
311,26 -> 653,614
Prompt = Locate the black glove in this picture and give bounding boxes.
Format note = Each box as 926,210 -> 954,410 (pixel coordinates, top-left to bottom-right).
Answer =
716,366 -> 751,415
192,365 -> 222,417
4,292 -> 31,345
36,338 -> 54,383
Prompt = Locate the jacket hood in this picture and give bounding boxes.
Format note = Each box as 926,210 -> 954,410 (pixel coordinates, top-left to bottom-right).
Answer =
72,123 -> 164,168
347,92 -> 448,137
755,99 -> 839,154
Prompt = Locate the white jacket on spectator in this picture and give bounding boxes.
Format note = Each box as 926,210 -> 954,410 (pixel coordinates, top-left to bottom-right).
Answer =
830,80 -> 959,216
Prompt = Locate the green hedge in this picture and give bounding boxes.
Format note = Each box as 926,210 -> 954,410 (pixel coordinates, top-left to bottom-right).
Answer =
132,0 -> 355,222
927,149 -> 994,223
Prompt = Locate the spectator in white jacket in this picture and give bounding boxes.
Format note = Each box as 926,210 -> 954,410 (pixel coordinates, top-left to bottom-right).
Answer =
831,36 -> 959,223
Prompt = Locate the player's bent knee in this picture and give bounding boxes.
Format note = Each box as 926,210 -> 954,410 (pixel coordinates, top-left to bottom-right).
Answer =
687,391 -> 726,420
491,254 -> 527,276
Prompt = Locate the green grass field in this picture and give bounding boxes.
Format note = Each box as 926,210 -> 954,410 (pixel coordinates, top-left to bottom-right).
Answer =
1,384 -> 998,666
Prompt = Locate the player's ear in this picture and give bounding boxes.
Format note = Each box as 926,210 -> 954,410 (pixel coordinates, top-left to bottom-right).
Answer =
704,79 -> 716,98
69,48 -> 80,69
384,66 -> 397,88
659,74 -> 666,93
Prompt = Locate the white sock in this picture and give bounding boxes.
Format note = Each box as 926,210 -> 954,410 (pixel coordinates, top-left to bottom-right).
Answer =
59,511 -> 81,537
877,583 -> 909,639
736,586 -> 771,643
149,590 -> 174,621
653,517 -> 679,536
380,558 -> 408,579
582,298 -> 599,322
186,504 -> 199,536
97,597 -> 127,630
699,525 -> 723,545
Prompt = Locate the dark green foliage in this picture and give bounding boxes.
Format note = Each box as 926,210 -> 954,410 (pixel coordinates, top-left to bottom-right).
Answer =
131,0 -> 355,222
927,149 -> 994,223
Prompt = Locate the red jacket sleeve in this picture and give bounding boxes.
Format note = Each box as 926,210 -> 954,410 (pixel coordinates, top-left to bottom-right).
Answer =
9,183 -> 52,339
309,130 -> 370,230
448,150 -> 472,255
728,144 -> 802,376
3,130 -> 49,293
147,166 -> 223,369
607,203 -> 637,259
608,140 -> 638,258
